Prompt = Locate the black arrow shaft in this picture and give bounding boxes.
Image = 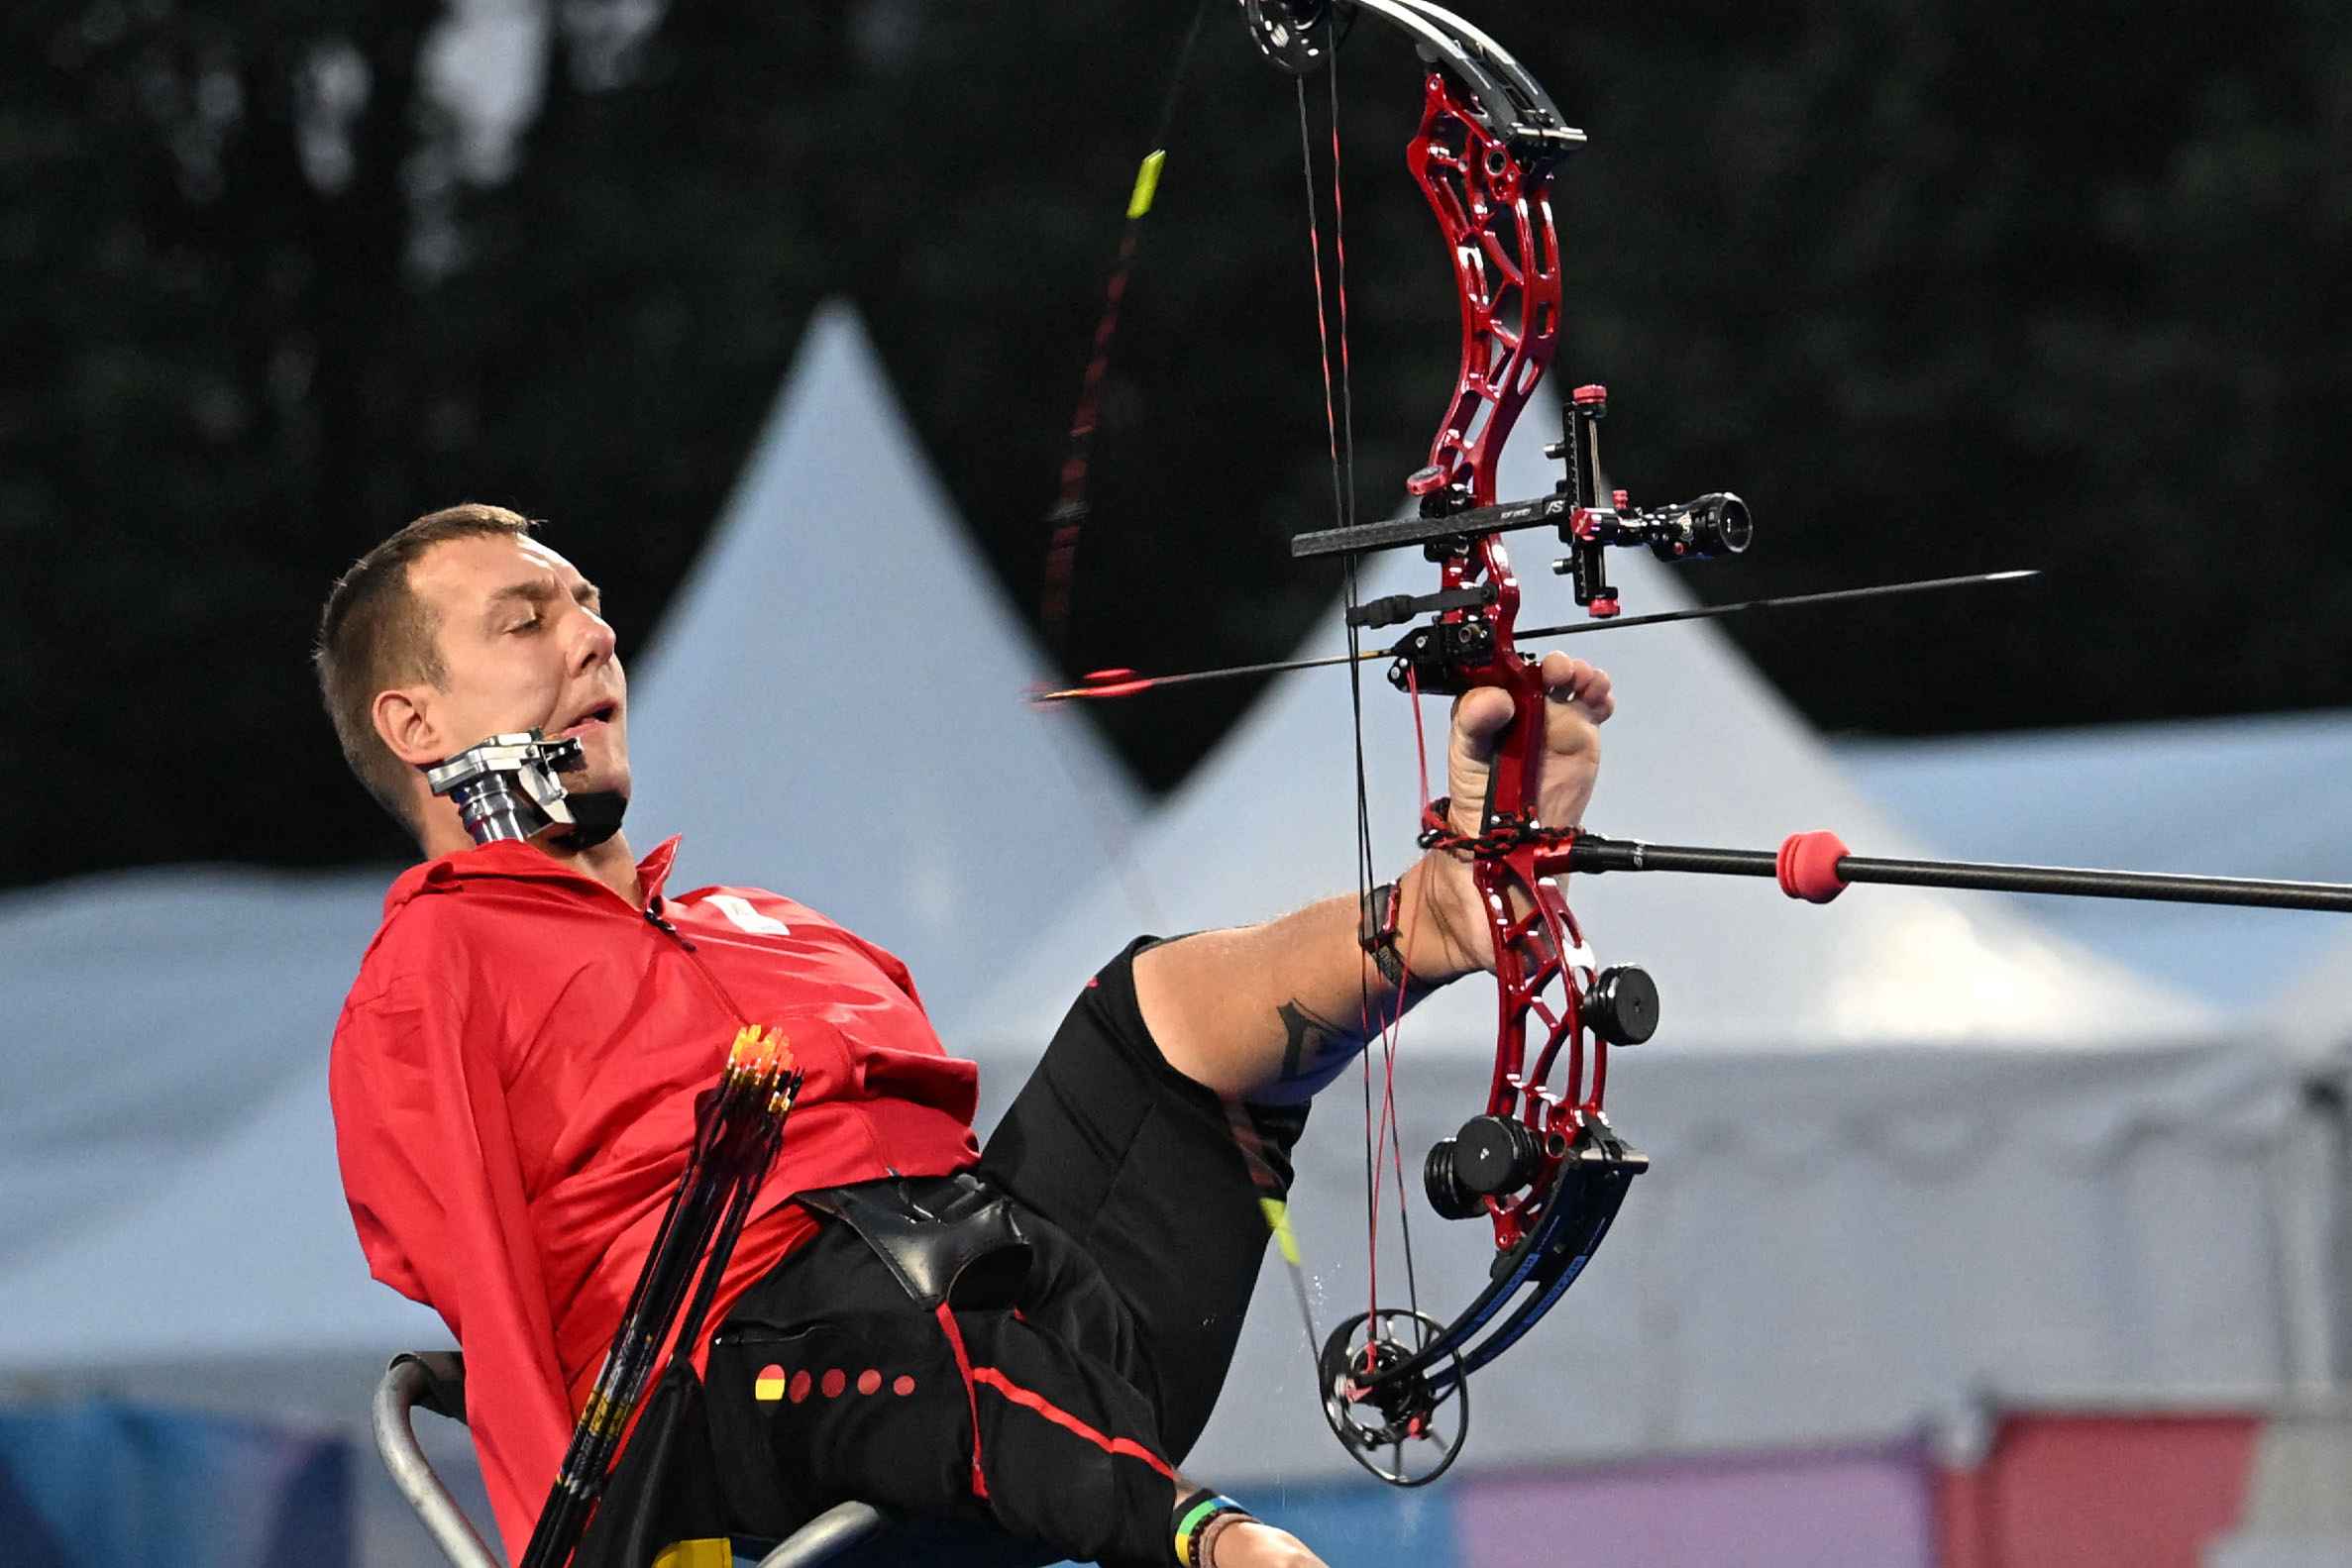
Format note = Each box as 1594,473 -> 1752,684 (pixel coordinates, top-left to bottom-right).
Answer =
1033,569 -> 2039,703
1516,570 -> 2038,641
1566,835 -> 2352,912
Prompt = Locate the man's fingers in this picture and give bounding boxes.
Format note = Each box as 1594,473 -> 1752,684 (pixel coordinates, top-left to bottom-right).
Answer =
1451,685 -> 1518,759
1452,660 -> 1612,759
1539,651 -> 1614,723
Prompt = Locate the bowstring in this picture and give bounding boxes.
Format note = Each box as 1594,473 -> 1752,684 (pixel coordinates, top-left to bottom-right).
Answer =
1293,34 -> 1426,1363
1335,53 -> 1433,1371
1333,43 -> 1430,1360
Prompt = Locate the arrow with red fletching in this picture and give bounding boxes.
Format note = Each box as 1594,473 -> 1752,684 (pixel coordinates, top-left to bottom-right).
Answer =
1032,569 -> 2039,703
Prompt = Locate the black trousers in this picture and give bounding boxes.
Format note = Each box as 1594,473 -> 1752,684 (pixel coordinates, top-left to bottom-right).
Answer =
703,938 -> 1308,1568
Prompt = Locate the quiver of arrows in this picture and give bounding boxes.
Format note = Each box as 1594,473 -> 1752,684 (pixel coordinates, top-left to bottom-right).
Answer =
519,1025 -> 803,1568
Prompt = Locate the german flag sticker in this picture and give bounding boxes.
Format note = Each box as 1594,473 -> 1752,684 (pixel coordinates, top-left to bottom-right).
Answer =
754,1364 -> 787,1402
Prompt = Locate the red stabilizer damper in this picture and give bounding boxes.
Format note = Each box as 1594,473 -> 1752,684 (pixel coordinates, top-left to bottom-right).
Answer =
1776,831 -> 1851,903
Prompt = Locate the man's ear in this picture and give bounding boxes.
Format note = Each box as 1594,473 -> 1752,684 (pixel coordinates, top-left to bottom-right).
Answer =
373,685 -> 447,768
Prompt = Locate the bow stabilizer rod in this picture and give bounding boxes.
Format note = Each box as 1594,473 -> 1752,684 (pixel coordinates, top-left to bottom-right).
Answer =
1572,831 -> 2352,913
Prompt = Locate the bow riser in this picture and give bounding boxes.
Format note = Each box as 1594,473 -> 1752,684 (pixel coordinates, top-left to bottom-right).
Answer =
1408,71 -> 1563,506
1475,868 -> 1593,1253
1425,530 -> 1613,1251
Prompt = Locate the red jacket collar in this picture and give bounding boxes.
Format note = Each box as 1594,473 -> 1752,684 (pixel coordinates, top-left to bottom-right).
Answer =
382,834 -> 683,917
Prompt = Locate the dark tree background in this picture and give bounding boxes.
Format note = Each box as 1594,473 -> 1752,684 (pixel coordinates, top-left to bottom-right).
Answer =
7,0 -> 2349,889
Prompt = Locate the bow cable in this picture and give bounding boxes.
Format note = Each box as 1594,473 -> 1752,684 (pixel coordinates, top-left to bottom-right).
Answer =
1289,24 -> 1435,1391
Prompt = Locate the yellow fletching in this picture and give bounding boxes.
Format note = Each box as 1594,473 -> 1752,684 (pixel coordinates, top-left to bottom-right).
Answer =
728,1023 -> 790,1077
652,1540 -> 734,1568
1126,150 -> 1166,220
1259,1198 -> 1301,1266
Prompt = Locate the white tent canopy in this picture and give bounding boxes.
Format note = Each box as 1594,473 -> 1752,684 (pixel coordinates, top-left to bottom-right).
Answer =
628,300 -> 1148,1027
0,865 -> 395,1283
2267,917 -> 2352,1064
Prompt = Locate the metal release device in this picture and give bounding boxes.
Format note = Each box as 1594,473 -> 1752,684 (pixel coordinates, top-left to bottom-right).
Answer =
423,731 -> 586,846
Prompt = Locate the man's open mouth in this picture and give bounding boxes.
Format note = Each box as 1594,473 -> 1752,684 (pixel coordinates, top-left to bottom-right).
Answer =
555,702 -> 618,738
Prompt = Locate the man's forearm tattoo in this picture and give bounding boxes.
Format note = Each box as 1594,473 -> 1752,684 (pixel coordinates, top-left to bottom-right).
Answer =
1273,999 -> 1358,1087
1272,980 -> 1438,1086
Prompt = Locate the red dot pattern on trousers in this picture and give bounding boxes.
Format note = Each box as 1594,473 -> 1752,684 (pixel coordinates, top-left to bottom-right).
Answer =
778,1366 -> 912,1401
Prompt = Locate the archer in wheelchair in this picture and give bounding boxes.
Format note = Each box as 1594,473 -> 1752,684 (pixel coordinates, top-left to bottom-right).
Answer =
318,506 -> 1609,1567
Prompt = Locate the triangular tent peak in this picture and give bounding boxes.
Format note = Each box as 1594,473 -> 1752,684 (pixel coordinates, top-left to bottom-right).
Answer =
630,301 -> 1146,1029
965,408 -> 2213,1050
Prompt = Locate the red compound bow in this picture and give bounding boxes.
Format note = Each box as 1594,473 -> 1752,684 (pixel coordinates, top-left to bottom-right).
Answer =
1241,0 -> 1727,1485
1044,0 -> 2352,1486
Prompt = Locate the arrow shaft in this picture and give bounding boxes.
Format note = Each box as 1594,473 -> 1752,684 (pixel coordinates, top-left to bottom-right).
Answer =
1033,569 -> 2038,703
1518,570 -> 2038,640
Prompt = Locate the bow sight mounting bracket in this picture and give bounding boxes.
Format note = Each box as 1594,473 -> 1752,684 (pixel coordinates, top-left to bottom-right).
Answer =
1292,383 -> 1755,621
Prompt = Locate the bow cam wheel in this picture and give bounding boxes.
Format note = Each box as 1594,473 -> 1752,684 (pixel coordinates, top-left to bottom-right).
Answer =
1317,1308 -> 1469,1486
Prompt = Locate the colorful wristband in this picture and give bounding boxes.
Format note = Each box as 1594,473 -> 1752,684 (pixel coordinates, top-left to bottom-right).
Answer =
1173,1491 -> 1250,1568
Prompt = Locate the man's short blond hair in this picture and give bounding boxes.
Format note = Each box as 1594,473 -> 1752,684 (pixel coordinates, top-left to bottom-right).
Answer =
313,503 -> 537,835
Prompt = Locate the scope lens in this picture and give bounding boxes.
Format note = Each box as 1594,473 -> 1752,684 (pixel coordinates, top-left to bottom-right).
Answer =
1713,495 -> 1754,554
1688,493 -> 1753,556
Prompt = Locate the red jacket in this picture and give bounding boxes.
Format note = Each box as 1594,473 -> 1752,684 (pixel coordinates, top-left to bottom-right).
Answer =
330,836 -> 980,1561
